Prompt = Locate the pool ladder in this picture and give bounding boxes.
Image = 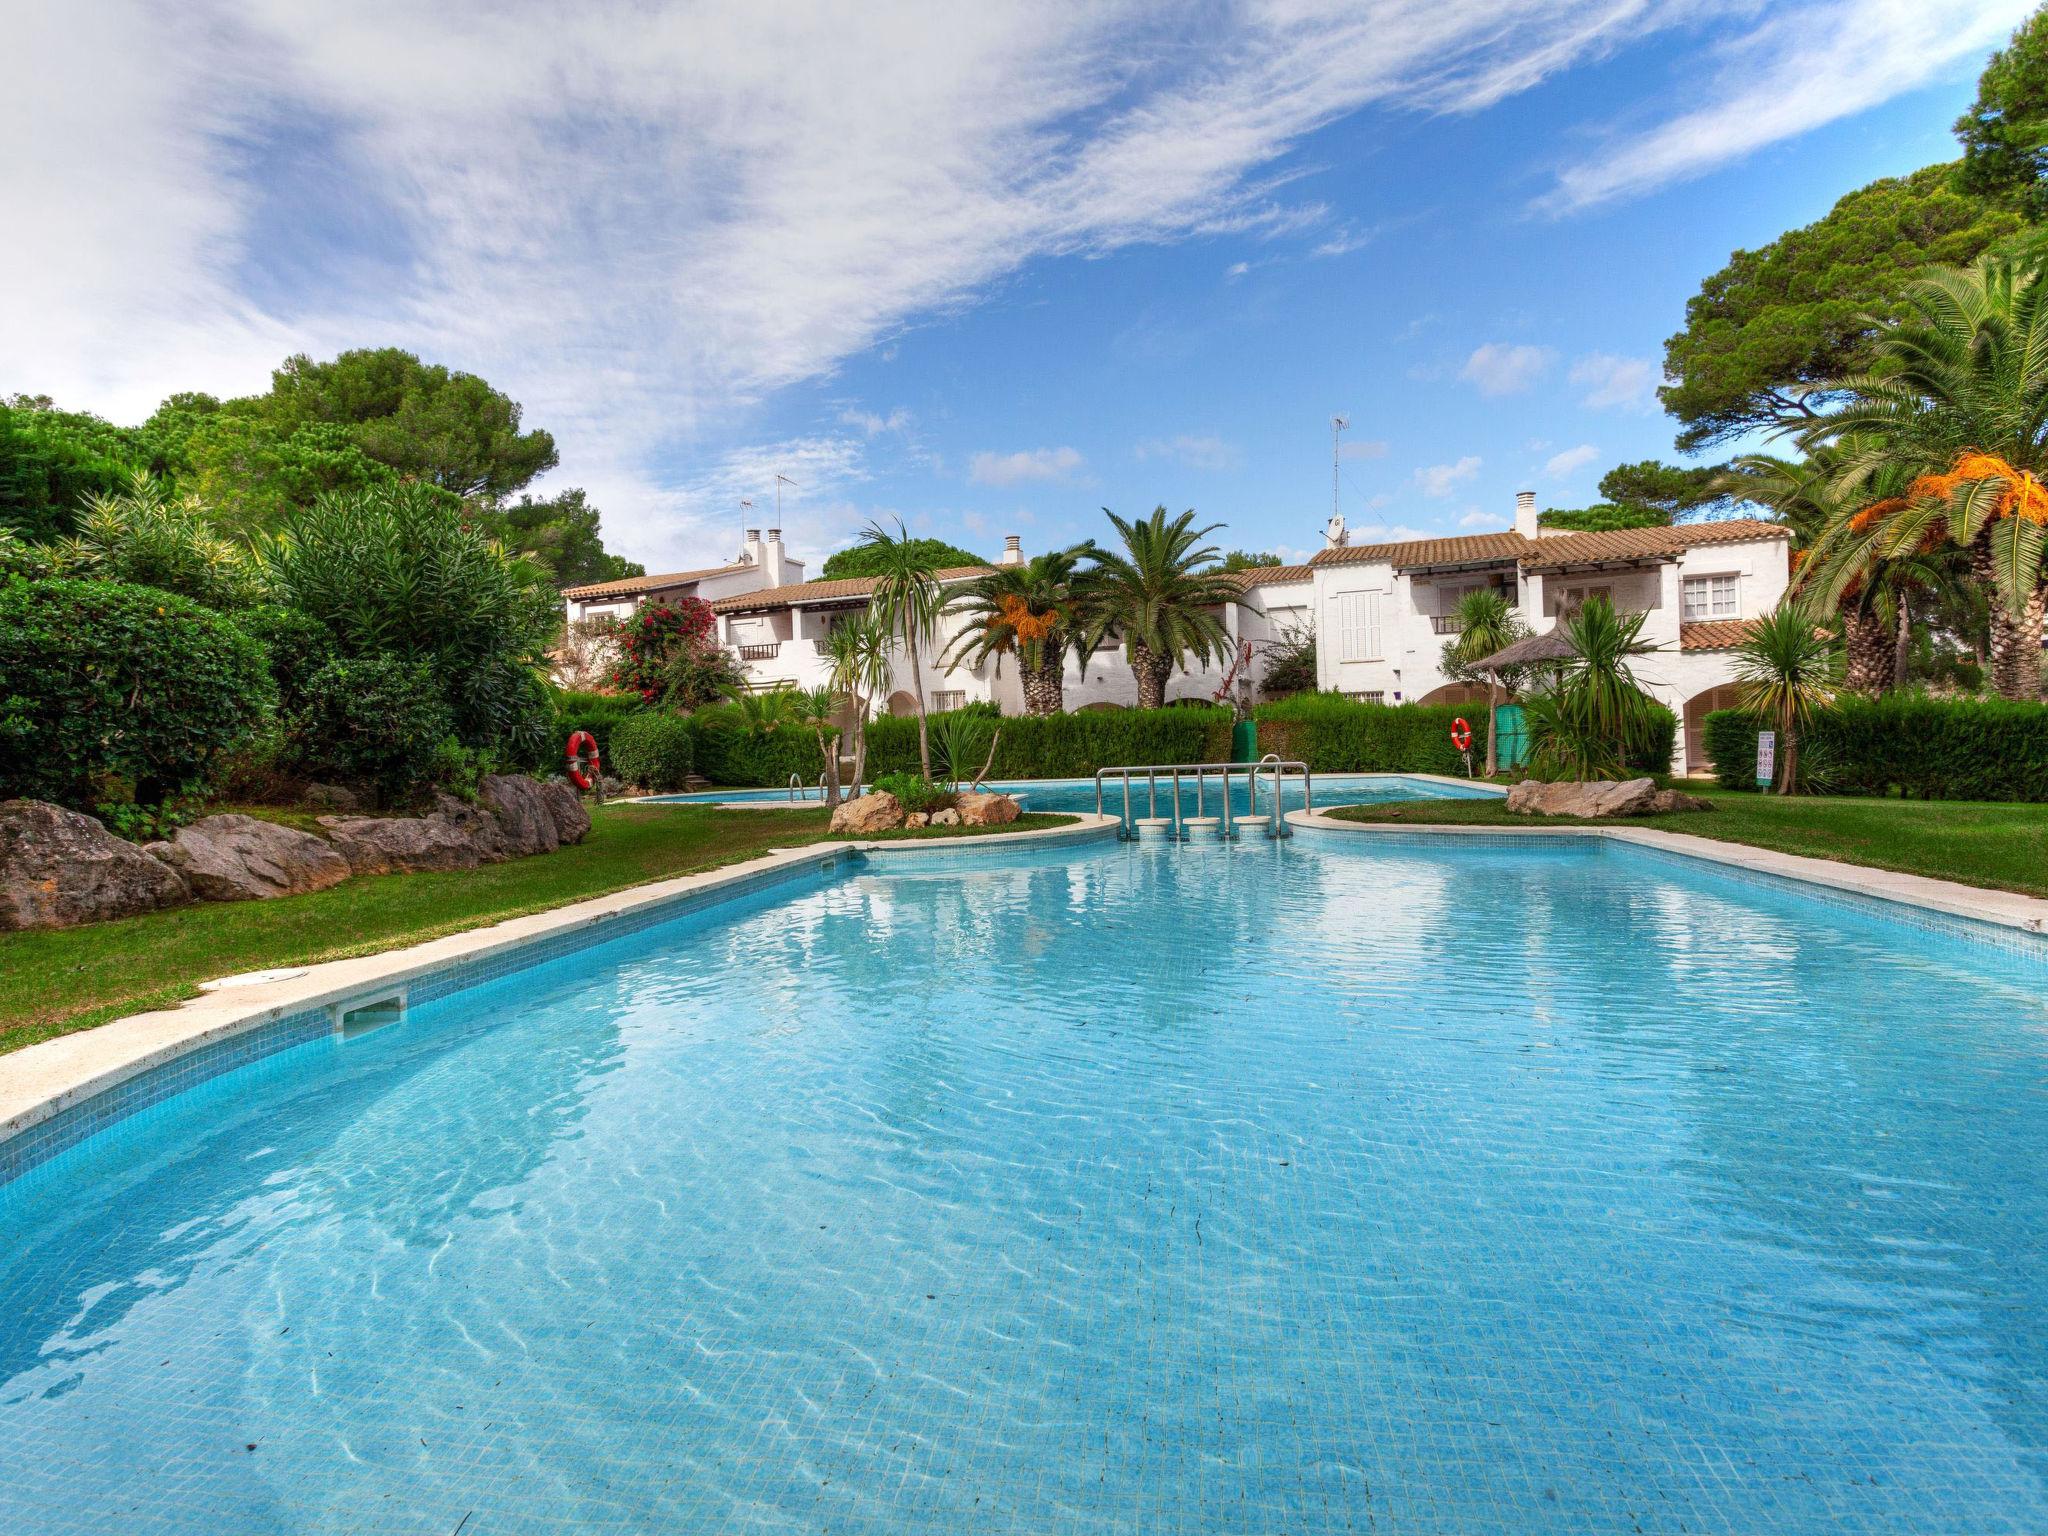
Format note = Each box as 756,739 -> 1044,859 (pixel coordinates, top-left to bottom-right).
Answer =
1094,756 -> 1311,842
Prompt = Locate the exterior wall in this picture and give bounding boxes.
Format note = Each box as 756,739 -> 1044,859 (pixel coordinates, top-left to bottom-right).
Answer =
1311,536 -> 1790,773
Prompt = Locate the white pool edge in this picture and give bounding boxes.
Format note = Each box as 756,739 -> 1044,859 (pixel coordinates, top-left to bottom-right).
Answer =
1287,806 -> 2048,936
0,813 -> 1120,1155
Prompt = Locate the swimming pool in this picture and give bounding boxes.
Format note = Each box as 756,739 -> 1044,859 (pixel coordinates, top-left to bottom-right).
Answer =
4,834 -> 2046,1533
644,770 -> 1496,819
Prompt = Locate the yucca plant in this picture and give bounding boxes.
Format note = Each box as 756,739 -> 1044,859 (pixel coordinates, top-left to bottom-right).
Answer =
1522,597 -> 1663,781
1733,605 -> 1841,795
930,709 -> 998,787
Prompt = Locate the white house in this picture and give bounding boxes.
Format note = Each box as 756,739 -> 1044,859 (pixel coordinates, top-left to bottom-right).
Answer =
560,527 -> 805,627
1309,491 -> 1791,774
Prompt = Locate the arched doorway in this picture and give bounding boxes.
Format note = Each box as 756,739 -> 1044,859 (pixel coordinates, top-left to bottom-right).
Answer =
1683,684 -> 1743,776
885,690 -> 919,717
1076,701 -> 1126,713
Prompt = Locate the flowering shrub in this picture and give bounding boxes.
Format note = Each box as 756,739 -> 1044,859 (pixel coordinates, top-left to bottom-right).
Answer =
610,597 -> 744,707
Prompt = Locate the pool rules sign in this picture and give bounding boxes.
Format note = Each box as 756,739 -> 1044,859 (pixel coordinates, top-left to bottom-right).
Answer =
1755,730 -> 1776,789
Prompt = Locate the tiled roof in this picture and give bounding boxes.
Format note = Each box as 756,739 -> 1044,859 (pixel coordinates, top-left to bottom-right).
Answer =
1224,563 -> 1315,590
710,565 -> 991,613
1516,519 -> 1789,574
562,562 -> 754,600
1307,518 -> 1789,576
1310,531 -> 1529,569
1679,619 -> 1761,651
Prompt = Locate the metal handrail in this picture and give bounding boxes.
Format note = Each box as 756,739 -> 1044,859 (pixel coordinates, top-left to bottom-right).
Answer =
1094,759 -> 1311,841
787,772 -> 804,802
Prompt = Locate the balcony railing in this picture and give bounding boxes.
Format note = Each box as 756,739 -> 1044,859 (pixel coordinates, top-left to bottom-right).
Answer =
737,643 -> 780,661
1430,614 -> 1463,635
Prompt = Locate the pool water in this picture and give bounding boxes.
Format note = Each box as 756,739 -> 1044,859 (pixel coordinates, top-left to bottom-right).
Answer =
646,770 -> 1495,820
4,836 -> 2047,1533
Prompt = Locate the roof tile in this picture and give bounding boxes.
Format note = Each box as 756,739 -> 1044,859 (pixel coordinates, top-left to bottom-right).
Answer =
1679,619 -> 1761,651
710,566 -> 991,613
562,562 -> 754,600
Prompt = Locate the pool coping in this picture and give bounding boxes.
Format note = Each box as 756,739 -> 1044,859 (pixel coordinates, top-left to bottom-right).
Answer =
622,769 -> 1508,811
1287,806 -> 2048,936
0,813 -> 1121,1161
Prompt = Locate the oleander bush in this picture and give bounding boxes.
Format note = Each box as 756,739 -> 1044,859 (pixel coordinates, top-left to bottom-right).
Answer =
609,710 -> 697,791
0,577 -> 274,810
865,705 -> 1231,780
1704,695 -> 2048,800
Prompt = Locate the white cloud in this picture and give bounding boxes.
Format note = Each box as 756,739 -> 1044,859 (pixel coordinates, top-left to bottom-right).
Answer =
1135,433 -> 1239,470
1545,443 -> 1600,477
1570,353 -> 1659,412
969,446 -> 1085,486
1352,522 -> 1438,543
1460,343 -> 1555,396
1414,456 -> 1482,497
1224,260 -> 1252,279
1545,0 -> 2031,212
5,0 -> 1748,568
1457,509 -> 1499,529
838,406 -> 912,436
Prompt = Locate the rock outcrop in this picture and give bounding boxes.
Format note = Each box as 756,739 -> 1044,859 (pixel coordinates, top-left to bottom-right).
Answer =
155,814 -> 352,901
1506,778 -> 1712,818
0,799 -> 189,931
1506,778 -> 1661,819
320,793 -> 509,875
954,792 -> 1021,827
929,807 -> 962,827
535,777 -> 592,845
828,791 -> 903,835
480,774 -> 566,857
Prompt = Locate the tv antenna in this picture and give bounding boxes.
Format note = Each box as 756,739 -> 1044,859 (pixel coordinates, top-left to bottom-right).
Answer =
1330,415 -> 1349,526
773,473 -> 799,528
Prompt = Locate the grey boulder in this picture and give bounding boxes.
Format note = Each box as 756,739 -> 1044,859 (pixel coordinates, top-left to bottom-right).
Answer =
480,774 -> 565,857
319,794 -> 509,875
1505,777 -> 1662,819
156,814 -> 352,901
536,778 -> 591,845
0,799 -> 189,931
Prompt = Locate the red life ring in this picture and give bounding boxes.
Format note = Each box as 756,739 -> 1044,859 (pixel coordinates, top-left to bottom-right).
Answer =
1449,717 -> 1473,752
565,730 -> 601,791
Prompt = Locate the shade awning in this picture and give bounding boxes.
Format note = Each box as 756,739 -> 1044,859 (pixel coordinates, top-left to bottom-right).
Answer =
1467,627 -> 1576,672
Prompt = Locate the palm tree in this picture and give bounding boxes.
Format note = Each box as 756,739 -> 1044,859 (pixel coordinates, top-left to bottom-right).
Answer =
792,684 -> 843,806
858,518 -> 947,777
1076,506 -> 1241,709
1799,258 -> 2048,699
942,546 -> 1090,714
1450,588 -> 1519,776
698,685 -> 804,735
1523,597 -> 1664,780
824,615 -> 891,792
1733,605 -> 1841,795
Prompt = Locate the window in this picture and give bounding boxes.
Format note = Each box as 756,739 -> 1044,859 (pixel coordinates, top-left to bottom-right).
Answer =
1682,574 -> 1738,621
1335,591 -> 1382,661
931,689 -> 966,711
1555,582 -> 1612,617
1343,690 -> 1385,704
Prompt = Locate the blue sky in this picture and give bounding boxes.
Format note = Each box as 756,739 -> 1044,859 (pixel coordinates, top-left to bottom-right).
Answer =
6,1 -> 2036,571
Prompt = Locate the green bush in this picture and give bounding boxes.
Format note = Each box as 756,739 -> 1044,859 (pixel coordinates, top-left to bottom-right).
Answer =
1704,695 -> 2048,800
865,705 -> 1231,780
0,577 -> 273,811
233,603 -> 335,714
693,721 -> 832,787
610,711 -> 697,791
287,654 -> 455,804
1633,702 -> 1679,777
872,771 -> 952,813
1252,695 -> 1491,776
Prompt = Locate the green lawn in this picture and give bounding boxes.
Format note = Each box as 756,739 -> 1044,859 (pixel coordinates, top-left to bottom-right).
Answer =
0,804 -> 1073,1055
1329,789 -> 2048,898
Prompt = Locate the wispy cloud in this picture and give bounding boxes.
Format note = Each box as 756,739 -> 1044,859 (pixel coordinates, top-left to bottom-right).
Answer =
1457,508 -> 1499,529
839,406 -> 912,437
1545,443 -> 1600,477
1544,0 -> 2029,212
1461,342 -> 1555,396
1415,456 -> 1482,497
1135,433 -> 1240,471
970,446 -> 1085,486
1570,353 -> 1659,412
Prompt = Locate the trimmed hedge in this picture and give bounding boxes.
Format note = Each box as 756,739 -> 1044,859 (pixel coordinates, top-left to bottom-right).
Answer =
1253,695 -> 1492,776
693,721 -> 834,787
864,705 -> 1232,780
1705,695 -> 2048,801
550,689 -> 643,765
610,711 -> 696,791
1633,702 -> 1679,777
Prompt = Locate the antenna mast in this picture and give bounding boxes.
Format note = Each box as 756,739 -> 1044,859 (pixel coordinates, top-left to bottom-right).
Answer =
1330,415 -> 1348,525
774,473 -> 798,529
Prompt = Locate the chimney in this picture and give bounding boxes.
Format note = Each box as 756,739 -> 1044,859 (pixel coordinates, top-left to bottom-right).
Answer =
999,534 -> 1024,567
1514,490 -> 1539,540
763,527 -> 788,584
